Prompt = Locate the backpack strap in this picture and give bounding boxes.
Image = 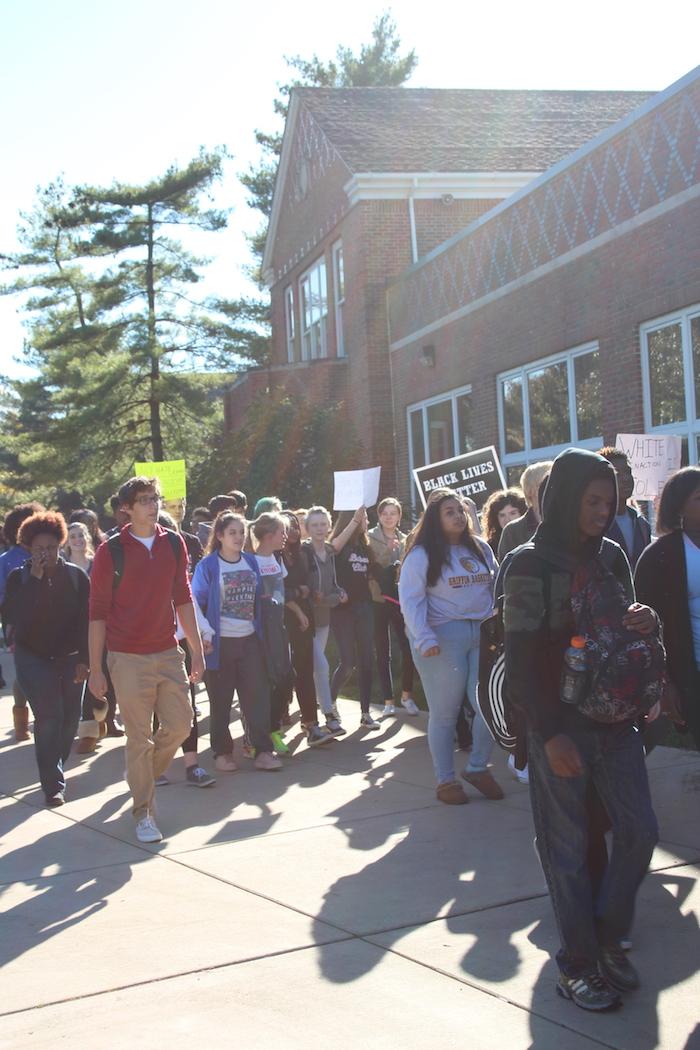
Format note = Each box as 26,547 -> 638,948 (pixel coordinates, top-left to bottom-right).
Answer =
108,529 -> 182,593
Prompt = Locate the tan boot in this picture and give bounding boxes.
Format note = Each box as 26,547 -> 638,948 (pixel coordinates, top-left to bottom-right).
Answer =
13,705 -> 30,742
75,720 -> 99,754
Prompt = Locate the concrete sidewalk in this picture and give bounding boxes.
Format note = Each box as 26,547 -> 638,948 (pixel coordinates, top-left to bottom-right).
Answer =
1,663 -> 699,1050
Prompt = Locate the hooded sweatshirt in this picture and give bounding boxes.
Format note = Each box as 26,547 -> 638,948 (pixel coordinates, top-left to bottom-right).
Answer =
503,448 -> 634,741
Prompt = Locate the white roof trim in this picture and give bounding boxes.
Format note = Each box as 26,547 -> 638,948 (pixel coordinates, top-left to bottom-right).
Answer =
344,171 -> 541,205
261,93 -> 301,284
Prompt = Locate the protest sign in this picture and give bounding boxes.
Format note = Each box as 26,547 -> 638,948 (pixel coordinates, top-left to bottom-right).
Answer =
413,446 -> 506,512
614,434 -> 682,500
333,466 -> 381,510
134,459 -> 187,500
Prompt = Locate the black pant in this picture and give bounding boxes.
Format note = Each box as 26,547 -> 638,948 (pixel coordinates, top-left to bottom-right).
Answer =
205,634 -> 273,756
14,646 -> 82,798
373,600 -> 414,700
286,613 -> 318,724
331,601 -> 374,714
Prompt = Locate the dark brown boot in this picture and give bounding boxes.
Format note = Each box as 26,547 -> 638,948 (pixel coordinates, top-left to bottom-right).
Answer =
13,705 -> 30,742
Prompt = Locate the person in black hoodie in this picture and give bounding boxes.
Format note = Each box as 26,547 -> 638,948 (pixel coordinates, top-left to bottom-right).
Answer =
3,511 -> 90,807
503,448 -> 660,1012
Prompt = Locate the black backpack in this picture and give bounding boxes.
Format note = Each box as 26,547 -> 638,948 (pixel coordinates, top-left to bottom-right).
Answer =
107,530 -> 182,591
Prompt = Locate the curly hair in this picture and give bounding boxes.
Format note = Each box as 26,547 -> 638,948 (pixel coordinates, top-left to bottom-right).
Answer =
18,511 -> 68,549
3,502 -> 45,546
481,488 -> 527,549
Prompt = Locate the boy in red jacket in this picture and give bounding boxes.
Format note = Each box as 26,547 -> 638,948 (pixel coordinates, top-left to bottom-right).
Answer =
88,476 -> 205,843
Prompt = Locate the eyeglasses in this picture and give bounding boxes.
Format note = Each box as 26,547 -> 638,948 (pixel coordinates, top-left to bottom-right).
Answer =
134,495 -> 161,506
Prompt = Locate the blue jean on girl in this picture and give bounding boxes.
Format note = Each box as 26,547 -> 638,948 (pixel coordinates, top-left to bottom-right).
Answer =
409,618 -> 494,785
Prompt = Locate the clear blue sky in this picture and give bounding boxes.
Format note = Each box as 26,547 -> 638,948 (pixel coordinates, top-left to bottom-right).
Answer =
1,0 -> 698,377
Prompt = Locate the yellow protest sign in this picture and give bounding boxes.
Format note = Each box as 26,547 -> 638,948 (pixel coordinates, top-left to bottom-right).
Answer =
133,460 -> 186,500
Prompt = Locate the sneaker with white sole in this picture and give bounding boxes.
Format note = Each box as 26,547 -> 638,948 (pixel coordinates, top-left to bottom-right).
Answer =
382,703 -> 397,718
401,697 -> 420,716
155,774 -> 170,786
507,754 -> 529,785
254,750 -> 283,771
136,815 -> 163,843
325,716 -> 347,737
556,970 -> 621,1011
186,765 -> 216,787
214,754 -> 237,772
304,723 -> 335,747
360,713 -> 381,730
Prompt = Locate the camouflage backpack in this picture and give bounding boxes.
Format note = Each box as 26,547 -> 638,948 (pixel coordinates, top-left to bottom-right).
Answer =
568,557 -> 666,723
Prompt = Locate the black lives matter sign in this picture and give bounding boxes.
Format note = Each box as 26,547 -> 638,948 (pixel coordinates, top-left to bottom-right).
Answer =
412,446 -> 506,512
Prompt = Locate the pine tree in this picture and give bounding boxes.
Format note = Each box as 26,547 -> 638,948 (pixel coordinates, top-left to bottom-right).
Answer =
0,151 -> 247,506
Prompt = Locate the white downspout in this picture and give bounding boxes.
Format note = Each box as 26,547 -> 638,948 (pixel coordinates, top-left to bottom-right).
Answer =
408,177 -> 419,264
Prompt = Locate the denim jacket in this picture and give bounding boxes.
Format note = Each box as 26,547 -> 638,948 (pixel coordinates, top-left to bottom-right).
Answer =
192,551 -> 262,670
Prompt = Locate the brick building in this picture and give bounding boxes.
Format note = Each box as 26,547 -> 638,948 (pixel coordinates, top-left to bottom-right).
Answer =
225,73 -> 700,509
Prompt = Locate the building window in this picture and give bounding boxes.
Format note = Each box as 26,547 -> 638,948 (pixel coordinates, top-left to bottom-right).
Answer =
332,241 -> 346,357
407,385 -> 474,498
299,257 -> 328,360
284,286 -> 295,363
642,303 -> 700,461
498,342 -> 602,470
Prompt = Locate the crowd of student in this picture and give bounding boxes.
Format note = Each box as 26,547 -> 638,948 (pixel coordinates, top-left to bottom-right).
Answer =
1,445 -> 699,1015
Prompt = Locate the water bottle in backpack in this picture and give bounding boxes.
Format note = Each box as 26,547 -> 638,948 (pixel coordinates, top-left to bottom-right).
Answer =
561,636 -> 588,705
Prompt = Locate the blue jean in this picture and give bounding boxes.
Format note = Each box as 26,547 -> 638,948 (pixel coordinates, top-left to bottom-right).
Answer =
14,645 -> 83,798
409,619 -> 494,785
528,723 -> 658,976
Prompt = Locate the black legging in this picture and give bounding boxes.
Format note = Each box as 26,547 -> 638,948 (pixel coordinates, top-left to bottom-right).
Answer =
373,599 -> 414,700
285,611 -> 318,724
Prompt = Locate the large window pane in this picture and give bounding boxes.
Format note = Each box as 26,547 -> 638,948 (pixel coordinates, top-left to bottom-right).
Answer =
502,377 -> 524,453
457,392 -> 474,453
692,316 -> 700,421
410,410 -> 426,469
528,361 -> 570,448
648,323 -> 684,426
574,350 -> 601,440
427,399 -> 454,463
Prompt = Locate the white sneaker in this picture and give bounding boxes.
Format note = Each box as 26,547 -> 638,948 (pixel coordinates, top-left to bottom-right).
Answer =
507,754 -> 529,785
136,815 -> 163,843
382,703 -> 397,718
401,697 -> 420,716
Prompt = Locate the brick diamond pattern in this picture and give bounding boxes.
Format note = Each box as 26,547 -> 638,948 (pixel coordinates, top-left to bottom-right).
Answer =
388,77 -> 700,345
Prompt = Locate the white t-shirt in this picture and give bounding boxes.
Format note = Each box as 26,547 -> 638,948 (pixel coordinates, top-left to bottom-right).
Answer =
218,556 -> 256,638
131,532 -> 156,552
255,553 -> 287,605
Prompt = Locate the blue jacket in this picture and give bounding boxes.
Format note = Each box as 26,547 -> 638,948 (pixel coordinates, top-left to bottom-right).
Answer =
191,551 -> 262,670
0,546 -> 29,606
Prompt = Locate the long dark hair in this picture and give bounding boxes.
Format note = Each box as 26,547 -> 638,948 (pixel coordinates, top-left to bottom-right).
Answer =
205,511 -> 248,555
281,510 -> 301,566
404,488 -> 487,586
658,467 -> 700,533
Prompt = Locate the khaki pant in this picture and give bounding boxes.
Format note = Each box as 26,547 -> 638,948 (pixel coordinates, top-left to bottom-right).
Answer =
108,647 -> 193,821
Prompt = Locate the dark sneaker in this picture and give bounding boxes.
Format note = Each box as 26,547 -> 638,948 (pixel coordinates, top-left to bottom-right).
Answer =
305,724 -> 334,747
186,766 -> 216,788
599,944 -> 640,991
556,970 -> 622,1011
359,713 -> 381,730
325,717 -> 347,737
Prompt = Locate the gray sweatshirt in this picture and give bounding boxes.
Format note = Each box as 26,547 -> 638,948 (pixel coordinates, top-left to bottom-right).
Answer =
398,541 -> 497,655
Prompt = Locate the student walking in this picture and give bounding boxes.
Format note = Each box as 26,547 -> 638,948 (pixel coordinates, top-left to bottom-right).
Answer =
635,466 -> 700,749
88,476 -> 205,843
503,448 -> 661,1011
399,489 -> 502,804
281,511 -> 334,747
330,509 -> 381,730
4,512 -> 89,806
367,498 -> 418,718
302,507 -> 351,736
191,511 -> 281,772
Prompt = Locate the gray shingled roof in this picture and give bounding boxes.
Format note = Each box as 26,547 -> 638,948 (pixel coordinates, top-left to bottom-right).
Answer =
294,87 -> 655,172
